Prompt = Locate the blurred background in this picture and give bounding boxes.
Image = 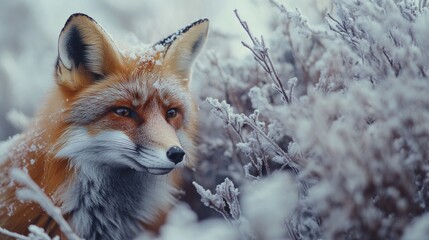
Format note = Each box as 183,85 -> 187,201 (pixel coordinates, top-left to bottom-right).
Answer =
0,0 -> 329,141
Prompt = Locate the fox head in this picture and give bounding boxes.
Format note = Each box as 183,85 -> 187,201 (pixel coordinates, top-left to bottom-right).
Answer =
54,14 -> 208,175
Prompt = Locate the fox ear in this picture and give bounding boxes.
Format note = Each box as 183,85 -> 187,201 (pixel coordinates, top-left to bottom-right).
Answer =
56,13 -> 121,90
159,19 -> 209,81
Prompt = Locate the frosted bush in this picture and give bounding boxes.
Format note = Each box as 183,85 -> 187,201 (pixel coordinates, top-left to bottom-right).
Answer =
1,0 -> 429,239
193,178 -> 241,225
193,0 -> 429,239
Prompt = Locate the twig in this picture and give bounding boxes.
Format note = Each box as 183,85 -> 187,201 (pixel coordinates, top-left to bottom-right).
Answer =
0,227 -> 29,240
243,115 -> 298,170
381,48 -> 400,76
286,222 -> 298,240
254,133 -> 271,175
10,168 -> 82,240
193,179 -> 241,225
206,99 -> 260,171
234,9 -> 291,104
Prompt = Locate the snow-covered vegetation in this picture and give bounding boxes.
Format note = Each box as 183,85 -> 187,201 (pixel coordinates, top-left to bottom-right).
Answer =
1,0 -> 429,239
189,0 -> 429,239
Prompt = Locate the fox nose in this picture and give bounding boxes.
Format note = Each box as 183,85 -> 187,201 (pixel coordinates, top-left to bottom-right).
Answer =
166,146 -> 185,164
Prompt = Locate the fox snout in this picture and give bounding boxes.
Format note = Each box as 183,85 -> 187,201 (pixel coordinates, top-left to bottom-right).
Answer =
167,146 -> 185,164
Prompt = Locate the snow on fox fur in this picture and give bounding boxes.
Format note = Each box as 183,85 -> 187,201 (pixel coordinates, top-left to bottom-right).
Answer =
0,13 -> 208,240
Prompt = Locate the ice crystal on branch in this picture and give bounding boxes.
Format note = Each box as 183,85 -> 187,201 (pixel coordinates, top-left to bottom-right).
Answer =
206,97 -> 244,132
193,178 -> 241,225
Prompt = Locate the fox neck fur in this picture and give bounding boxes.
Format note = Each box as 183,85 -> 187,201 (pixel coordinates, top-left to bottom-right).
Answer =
63,162 -> 174,240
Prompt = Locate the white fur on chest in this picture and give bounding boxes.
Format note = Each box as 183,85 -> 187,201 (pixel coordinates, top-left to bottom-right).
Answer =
59,162 -> 175,240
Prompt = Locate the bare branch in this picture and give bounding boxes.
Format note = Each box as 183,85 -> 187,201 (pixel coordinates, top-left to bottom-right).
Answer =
234,9 -> 291,104
0,227 -> 29,240
243,115 -> 298,170
10,169 -> 82,240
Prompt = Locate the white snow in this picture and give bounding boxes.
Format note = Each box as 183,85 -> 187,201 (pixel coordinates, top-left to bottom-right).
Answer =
402,214 -> 429,240
137,204 -> 239,240
27,225 -> 57,240
0,134 -> 21,165
242,173 -> 298,239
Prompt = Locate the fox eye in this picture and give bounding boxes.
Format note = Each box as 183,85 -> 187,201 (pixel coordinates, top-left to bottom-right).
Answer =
166,108 -> 178,119
114,107 -> 132,117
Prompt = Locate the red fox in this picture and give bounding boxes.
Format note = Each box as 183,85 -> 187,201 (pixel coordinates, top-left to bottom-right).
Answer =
0,13 -> 208,239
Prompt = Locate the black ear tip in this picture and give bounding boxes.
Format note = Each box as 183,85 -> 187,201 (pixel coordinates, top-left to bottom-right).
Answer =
195,18 -> 209,24
155,18 -> 209,49
62,13 -> 96,33
201,18 -> 209,23
186,18 -> 209,32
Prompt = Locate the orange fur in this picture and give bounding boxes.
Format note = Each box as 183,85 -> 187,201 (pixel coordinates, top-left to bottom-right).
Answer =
0,13 -> 207,239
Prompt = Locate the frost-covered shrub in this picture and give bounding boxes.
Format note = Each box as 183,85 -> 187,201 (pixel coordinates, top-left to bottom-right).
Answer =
190,0 -> 429,239
1,0 -> 429,239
